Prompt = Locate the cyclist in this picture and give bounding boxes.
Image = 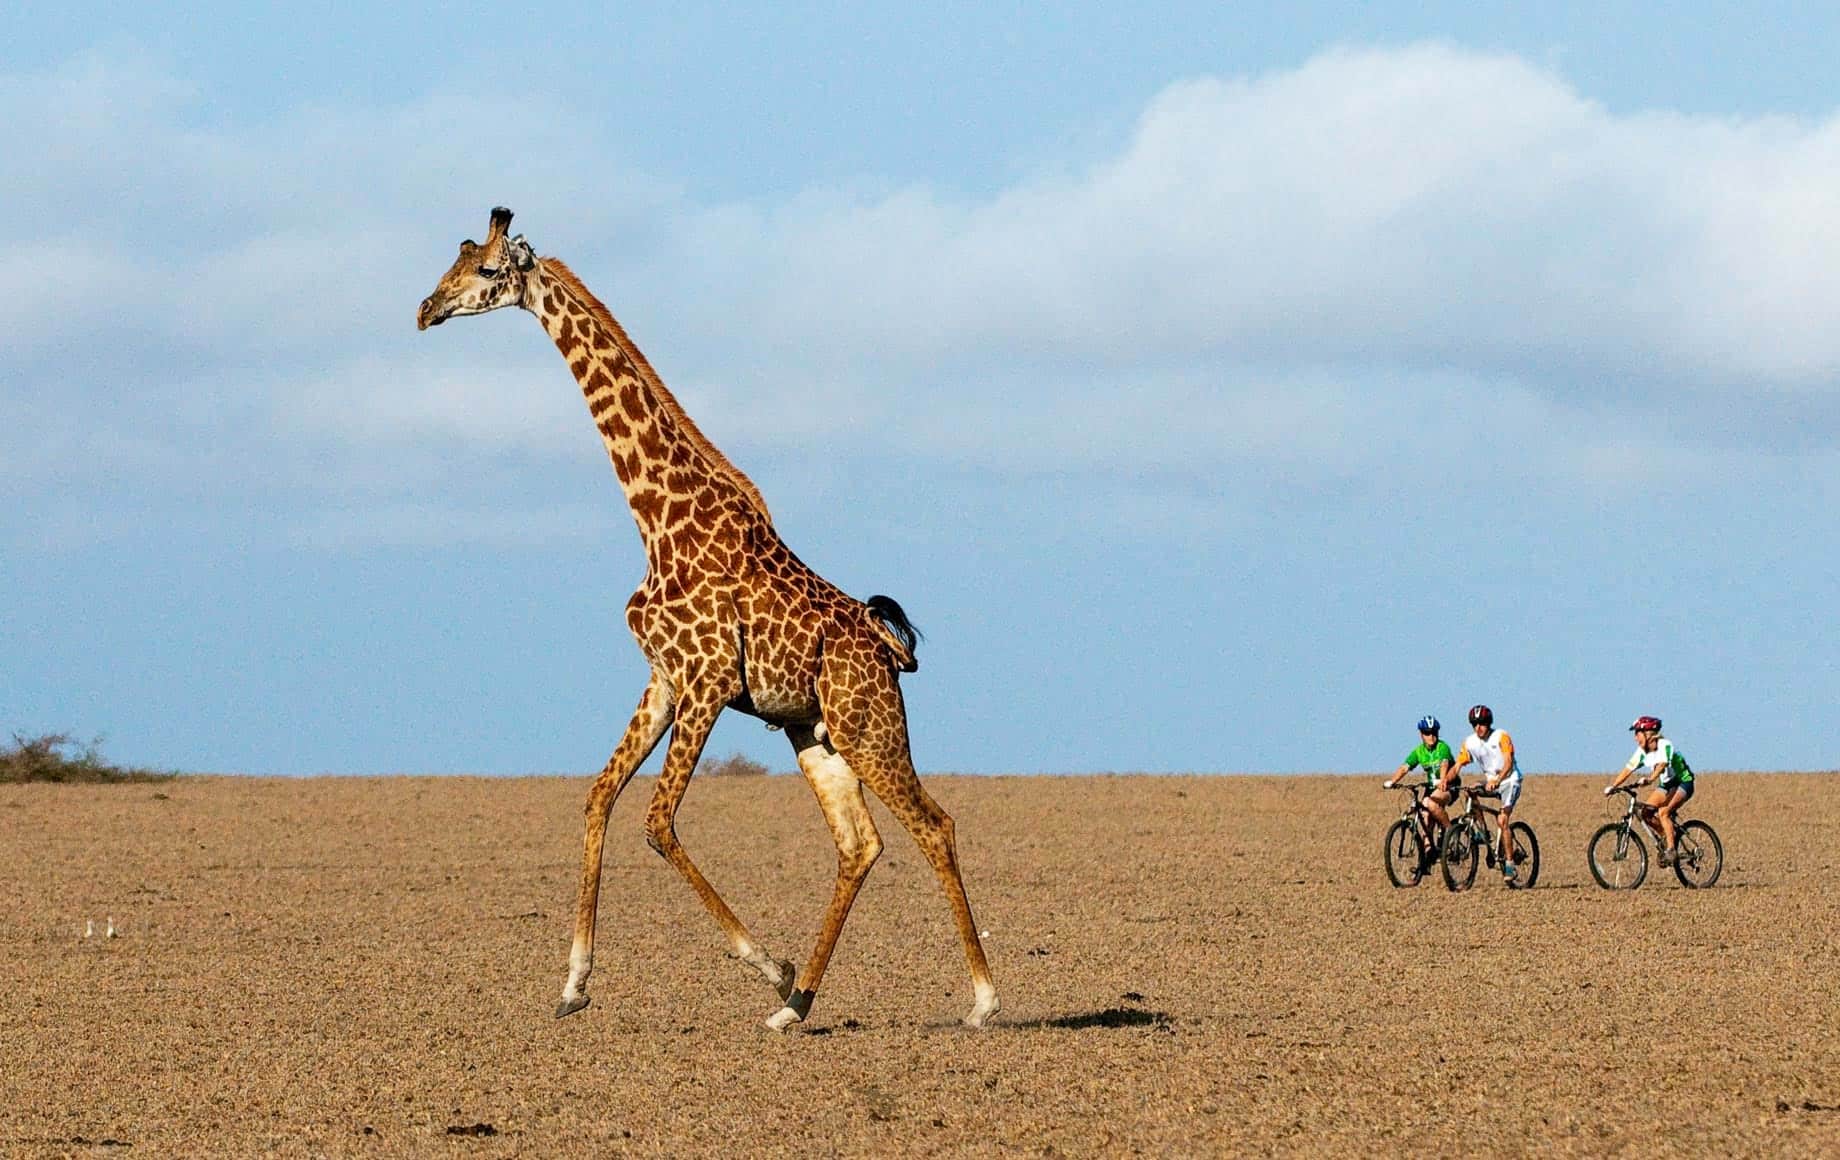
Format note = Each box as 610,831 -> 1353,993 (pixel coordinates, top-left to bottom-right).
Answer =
1384,715 -> 1459,842
1451,704 -> 1524,881
1604,715 -> 1695,865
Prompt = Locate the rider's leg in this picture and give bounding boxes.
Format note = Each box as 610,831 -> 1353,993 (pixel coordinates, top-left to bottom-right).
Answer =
1498,804 -> 1515,864
1642,787 -> 1670,855
1657,788 -> 1686,853
1426,788 -> 1451,831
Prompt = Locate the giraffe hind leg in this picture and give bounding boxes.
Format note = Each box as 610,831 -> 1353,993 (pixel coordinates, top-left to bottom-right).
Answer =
872,764 -> 1001,1028
765,723 -> 883,1032
817,652 -> 999,1028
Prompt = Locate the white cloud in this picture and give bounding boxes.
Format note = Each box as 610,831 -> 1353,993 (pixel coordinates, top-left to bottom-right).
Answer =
285,357 -> 584,454
6,42 -> 1840,550
289,501 -> 622,551
726,44 -> 1840,396
0,242 -> 143,352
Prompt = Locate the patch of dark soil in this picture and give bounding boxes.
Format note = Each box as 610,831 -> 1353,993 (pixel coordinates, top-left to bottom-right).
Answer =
1777,1099 -> 1839,1113
445,1123 -> 498,1137
1030,1007 -> 1175,1030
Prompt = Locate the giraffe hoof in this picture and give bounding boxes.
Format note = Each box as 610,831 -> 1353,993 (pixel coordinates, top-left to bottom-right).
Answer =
964,992 -> 1000,1029
764,987 -> 814,1031
765,1006 -> 802,1033
554,995 -> 591,1019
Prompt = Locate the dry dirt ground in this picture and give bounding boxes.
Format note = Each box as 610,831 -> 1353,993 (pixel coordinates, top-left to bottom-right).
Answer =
2,772 -> 1836,1157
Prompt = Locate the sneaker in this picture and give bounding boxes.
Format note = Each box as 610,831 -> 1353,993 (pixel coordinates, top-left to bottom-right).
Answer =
1501,862 -> 1518,882
1658,847 -> 1675,867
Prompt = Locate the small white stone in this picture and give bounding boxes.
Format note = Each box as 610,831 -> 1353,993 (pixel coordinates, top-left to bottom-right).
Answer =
84,920 -> 94,938
105,917 -> 117,938
979,930 -> 990,938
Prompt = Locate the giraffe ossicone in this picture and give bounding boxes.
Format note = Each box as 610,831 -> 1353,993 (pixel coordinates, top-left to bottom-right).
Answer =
418,207 -> 998,1032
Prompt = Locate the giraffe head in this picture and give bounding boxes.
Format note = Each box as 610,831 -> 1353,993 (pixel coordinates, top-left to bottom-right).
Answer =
416,207 -> 539,330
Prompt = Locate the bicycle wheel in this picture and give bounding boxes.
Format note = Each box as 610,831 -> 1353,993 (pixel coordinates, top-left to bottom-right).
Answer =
1440,823 -> 1480,892
1671,820 -> 1723,888
1504,821 -> 1540,889
1384,819 -> 1426,888
1588,822 -> 1647,890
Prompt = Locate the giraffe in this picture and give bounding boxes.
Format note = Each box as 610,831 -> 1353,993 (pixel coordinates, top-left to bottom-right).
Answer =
416,207 -> 999,1032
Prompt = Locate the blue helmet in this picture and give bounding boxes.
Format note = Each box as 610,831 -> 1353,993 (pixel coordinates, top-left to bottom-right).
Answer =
1416,715 -> 1441,735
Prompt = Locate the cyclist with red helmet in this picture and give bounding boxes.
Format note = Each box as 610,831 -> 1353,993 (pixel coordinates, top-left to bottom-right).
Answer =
1604,716 -> 1696,865
1384,715 -> 1459,837
1451,704 -> 1526,881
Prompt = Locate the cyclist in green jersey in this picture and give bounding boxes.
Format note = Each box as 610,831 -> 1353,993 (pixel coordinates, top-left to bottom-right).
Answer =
1385,715 -> 1459,838
1603,715 -> 1696,865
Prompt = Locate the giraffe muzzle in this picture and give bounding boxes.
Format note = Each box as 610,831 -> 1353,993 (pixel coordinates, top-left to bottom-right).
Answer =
416,296 -> 448,330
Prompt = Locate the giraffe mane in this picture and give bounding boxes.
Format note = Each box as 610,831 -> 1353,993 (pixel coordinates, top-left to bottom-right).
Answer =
539,257 -> 772,523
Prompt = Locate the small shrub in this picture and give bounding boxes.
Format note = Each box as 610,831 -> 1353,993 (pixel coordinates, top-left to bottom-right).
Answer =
0,732 -> 175,784
702,751 -> 772,778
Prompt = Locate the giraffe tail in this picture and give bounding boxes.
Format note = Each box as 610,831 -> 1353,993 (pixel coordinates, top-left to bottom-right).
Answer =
864,595 -> 922,673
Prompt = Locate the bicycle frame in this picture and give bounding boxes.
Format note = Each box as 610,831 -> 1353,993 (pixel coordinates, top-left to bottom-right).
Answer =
1610,785 -> 1678,847
1392,782 -> 1450,844
1449,785 -> 1509,855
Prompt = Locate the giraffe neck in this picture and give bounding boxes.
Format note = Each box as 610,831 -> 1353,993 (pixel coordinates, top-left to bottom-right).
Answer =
526,258 -> 771,555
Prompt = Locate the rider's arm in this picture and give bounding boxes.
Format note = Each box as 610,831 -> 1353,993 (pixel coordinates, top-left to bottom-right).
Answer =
1386,762 -> 1411,786
1606,751 -> 1642,790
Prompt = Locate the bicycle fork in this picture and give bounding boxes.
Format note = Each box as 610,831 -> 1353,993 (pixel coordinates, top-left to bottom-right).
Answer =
1614,823 -> 1636,860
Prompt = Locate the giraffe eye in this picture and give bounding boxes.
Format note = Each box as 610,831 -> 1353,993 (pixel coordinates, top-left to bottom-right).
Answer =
477,265 -> 500,277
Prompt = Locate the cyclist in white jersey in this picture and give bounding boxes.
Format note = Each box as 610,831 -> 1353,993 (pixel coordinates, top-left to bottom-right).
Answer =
1450,704 -> 1526,881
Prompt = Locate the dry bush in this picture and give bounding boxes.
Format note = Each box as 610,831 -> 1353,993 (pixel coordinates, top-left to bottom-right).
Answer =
0,732 -> 175,784
701,751 -> 773,778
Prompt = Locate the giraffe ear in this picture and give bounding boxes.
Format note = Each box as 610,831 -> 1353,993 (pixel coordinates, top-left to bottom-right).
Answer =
509,234 -> 536,271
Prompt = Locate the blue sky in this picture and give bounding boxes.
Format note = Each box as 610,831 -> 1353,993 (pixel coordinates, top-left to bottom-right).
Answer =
4,4 -> 1837,774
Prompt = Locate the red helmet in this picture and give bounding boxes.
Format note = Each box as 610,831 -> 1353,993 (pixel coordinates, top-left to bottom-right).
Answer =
1628,715 -> 1662,732
1467,704 -> 1493,726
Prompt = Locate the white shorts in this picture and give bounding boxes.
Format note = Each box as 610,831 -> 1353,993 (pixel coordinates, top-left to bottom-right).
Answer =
1494,776 -> 1522,811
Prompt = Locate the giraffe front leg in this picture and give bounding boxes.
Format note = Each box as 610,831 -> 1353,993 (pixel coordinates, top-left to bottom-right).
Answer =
642,689 -> 795,1008
734,945 -> 798,1003
557,675 -> 673,1019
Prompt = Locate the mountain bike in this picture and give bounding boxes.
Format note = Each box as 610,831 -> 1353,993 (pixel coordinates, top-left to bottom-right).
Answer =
1588,784 -> 1722,889
1439,784 -> 1539,891
1382,782 -> 1445,887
